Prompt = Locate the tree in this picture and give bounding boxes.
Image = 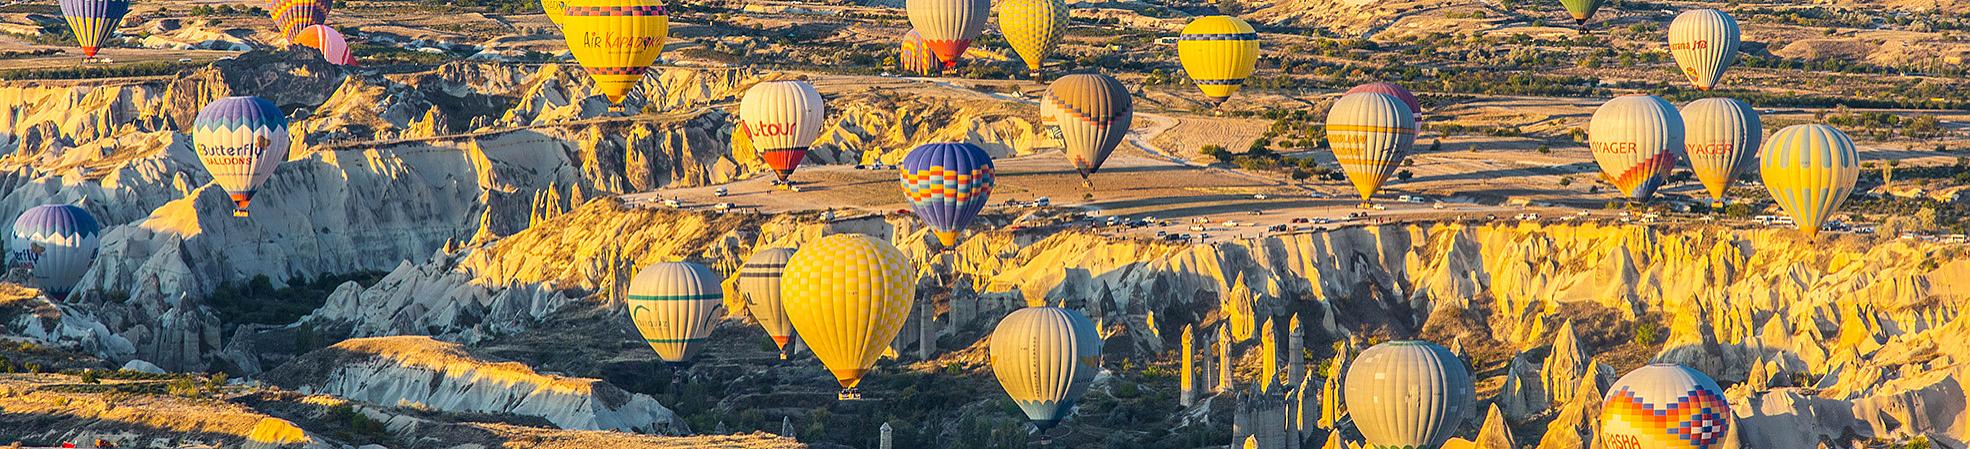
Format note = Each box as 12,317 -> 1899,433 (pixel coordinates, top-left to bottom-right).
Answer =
80,369 -> 98,384
1200,145 -> 1232,163
1396,170 -> 1414,181
1885,159 -> 1901,184
1428,139 -> 1442,152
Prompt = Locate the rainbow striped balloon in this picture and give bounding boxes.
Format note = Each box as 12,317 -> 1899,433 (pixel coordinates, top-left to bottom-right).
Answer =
267,0 -> 329,42
628,261 -> 724,367
58,0 -> 129,58
8,204 -> 101,299
193,96 -> 291,217
899,142 -> 995,249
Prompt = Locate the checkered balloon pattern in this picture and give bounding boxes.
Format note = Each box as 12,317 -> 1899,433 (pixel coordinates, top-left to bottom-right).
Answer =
1599,364 -> 1732,449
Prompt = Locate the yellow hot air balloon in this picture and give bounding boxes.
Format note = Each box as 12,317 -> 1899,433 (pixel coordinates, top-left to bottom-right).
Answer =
542,0 -> 567,25
1044,74 -> 1132,183
989,307 -> 1102,431
738,247 -> 798,358
1177,16 -> 1258,108
998,0 -> 1067,80
628,261 -> 724,367
1589,94 -> 1682,201
1327,92 -> 1416,204
1668,9 -> 1740,91
558,0 -> 668,107
1681,98 -> 1760,206
1761,124 -> 1860,236
781,234 -> 916,400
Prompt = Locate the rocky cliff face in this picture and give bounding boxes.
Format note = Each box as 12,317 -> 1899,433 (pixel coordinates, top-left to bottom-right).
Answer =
264,336 -> 684,434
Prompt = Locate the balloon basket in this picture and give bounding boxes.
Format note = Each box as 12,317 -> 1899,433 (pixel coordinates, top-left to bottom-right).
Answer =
232,209 -> 249,218
837,388 -> 864,401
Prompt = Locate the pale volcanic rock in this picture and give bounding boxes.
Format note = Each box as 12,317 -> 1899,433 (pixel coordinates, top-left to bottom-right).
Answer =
1542,320 -> 1590,407
1442,404 -> 1515,449
265,336 -> 685,433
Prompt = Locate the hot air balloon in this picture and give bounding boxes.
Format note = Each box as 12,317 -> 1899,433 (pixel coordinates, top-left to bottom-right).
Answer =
1681,98 -> 1760,206
1669,9 -> 1740,91
1761,124 -> 1860,236
906,0 -> 989,71
1344,340 -> 1474,449
780,234 -> 915,400
1589,94 -> 1682,201
998,0 -> 1067,80
740,81 -> 825,185
1559,0 -> 1604,30
900,142 -> 995,249
559,0 -> 668,107
1346,82 -> 1421,119
738,247 -> 798,358
628,261 -> 724,367
1044,74 -> 1132,184
899,30 -> 942,76
268,0 -> 329,42
542,0 -> 567,26
193,96 -> 291,217
294,25 -> 355,66
8,205 -> 101,300
989,307 -> 1102,431
1177,16 -> 1258,107
59,0 -> 129,59
1327,92 -> 1417,204
1599,363 -> 1731,449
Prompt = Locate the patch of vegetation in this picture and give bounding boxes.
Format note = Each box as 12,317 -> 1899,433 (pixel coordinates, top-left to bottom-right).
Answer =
0,61 -> 204,81
206,272 -> 386,325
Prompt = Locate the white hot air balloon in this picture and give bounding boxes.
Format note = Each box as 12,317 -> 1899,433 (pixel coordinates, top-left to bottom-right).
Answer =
1327,91 -> 1417,204
738,247 -> 798,358
739,81 -> 825,184
1668,9 -> 1741,91
1589,94 -> 1683,201
906,0 -> 989,71
627,261 -> 725,367
1600,363 -> 1732,449
989,307 -> 1102,431
8,204 -> 101,300
1681,98 -> 1760,206
1344,340 -> 1474,449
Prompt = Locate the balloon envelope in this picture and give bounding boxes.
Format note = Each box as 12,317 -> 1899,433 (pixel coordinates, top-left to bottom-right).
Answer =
542,0 -> 567,25
998,0 -> 1068,79
268,0 -> 329,42
1589,94 -> 1682,201
900,142 -> 995,248
906,0 -> 989,68
1761,124 -> 1860,236
738,248 -> 798,352
193,96 -> 292,217
989,307 -> 1102,430
559,0 -> 668,105
1669,9 -> 1740,91
628,261 -> 724,366
8,204 -> 101,299
295,25 -> 355,66
1327,92 -> 1417,201
780,234 -> 915,396
1177,16 -> 1258,106
1559,0 -> 1603,25
1044,74 -> 1132,180
899,30 -> 942,76
1681,98 -> 1760,205
1600,363 -> 1731,449
58,0 -> 129,58
1346,82 -> 1421,118
740,81 -> 825,182
1344,340 -> 1474,449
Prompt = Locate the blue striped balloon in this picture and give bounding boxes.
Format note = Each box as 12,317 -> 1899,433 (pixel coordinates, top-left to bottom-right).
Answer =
58,0 -> 129,58
899,142 -> 995,249
193,97 -> 291,217
8,204 -> 101,299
